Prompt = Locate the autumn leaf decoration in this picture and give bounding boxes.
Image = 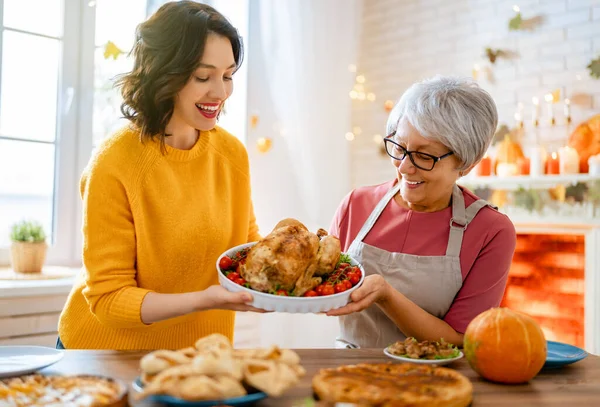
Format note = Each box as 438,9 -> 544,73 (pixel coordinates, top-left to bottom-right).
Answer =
588,56 -> 600,79
484,48 -> 504,64
508,12 -> 523,30
103,41 -> 125,60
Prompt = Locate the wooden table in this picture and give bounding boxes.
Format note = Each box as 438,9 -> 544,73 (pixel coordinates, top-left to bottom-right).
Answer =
42,349 -> 600,406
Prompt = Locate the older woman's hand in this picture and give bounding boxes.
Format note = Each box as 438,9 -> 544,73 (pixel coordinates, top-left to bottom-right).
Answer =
326,275 -> 391,316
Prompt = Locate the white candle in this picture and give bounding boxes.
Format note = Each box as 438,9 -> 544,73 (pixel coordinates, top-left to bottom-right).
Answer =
589,154 -> 600,175
529,146 -> 547,177
532,97 -> 540,126
564,98 -> 571,123
544,93 -> 554,125
515,102 -> 524,127
558,146 -> 579,174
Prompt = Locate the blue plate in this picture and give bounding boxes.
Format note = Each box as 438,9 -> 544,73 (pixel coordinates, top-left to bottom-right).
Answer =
543,340 -> 588,369
132,377 -> 267,406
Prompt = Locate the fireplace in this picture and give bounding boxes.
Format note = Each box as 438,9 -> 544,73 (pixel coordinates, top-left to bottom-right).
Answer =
501,234 -> 585,348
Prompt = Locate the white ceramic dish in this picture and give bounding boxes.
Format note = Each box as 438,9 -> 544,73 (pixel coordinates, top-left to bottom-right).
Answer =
0,346 -> 64,378
383,347 -> 464,366
216,242 -> 365,313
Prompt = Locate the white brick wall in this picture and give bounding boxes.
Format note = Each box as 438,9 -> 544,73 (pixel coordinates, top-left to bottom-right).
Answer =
350,0 -> 600,188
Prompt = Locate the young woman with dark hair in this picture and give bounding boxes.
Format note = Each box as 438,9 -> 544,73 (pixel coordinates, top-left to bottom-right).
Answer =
58,1 -> 262,350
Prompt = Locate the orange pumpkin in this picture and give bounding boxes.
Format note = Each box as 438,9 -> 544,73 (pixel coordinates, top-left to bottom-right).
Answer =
463,308 -> 547,384
568,114 -> 600,173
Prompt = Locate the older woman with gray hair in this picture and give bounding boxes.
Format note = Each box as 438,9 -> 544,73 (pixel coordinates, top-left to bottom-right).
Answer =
328,76 -> 516,348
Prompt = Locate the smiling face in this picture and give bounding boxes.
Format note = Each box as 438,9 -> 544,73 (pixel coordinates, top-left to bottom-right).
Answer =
170,34 -> 236,132
392,118 -> 466,212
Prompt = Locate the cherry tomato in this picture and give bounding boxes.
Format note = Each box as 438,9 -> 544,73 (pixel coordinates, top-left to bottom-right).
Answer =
347,271 -> 361,286
315,284 -> 325,296
227,272 -> 240,281
234,277 -> 246,286
304,290 -> 318,297
334,282 -> 347,294
321,284 -> 335,296
338,262 -> 350,270
276,290 -> 288,296
342,279 -> 353,290
219,256 -> 234,271
352,267 -> 362,277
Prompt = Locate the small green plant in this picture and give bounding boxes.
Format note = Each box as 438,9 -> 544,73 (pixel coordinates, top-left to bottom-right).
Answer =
10,220 -> 47,243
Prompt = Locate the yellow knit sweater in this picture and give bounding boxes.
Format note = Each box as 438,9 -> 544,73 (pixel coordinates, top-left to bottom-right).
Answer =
58,125 -> 260,349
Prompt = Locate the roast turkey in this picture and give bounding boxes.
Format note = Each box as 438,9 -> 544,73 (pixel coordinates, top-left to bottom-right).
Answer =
239,218 -> 341,296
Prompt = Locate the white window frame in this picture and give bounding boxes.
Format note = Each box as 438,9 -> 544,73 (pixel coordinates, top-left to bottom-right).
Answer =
0,0 -> 92,267
0,0 -> 249,267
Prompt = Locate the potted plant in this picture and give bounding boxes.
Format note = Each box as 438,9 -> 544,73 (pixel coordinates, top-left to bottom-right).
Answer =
9,220 -> 48,274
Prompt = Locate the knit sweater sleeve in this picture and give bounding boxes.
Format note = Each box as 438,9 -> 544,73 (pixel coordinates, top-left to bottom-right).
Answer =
80,153 -> 152,330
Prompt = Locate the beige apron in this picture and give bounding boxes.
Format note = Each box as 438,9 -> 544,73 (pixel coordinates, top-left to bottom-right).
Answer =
337,183 -> 493,348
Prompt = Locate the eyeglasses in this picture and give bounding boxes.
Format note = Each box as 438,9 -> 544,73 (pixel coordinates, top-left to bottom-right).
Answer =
383,131 -> 454,171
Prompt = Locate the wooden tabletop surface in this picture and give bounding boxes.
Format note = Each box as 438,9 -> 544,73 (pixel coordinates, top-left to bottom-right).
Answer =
41,348 -> 600,406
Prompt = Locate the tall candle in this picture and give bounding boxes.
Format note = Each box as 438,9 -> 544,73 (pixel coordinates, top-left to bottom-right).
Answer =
529,146 -> 546,177
515,102 -> 524,128
546,152 -> 560,175
532,97 -> 540,126
544,93 -> 555,125
564,98 -> 571,124
558,146 -> 579,174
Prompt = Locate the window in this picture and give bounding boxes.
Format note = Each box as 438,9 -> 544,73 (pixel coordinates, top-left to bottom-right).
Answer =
0,0 -> 249,266
0,0 -> 79,265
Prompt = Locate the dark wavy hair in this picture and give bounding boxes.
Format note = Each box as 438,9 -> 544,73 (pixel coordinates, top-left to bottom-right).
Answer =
116,1 -> 244,143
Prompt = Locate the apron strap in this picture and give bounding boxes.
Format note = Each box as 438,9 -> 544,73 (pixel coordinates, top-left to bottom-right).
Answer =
446,184 -> 495,257
348,182 -> 401,251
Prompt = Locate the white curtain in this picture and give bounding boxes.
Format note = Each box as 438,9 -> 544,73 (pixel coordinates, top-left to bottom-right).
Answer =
247,0 -> 362,233
245,0 -> 363,348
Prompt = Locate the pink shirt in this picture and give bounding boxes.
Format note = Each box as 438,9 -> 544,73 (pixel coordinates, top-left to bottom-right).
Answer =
329,179 -> 516,333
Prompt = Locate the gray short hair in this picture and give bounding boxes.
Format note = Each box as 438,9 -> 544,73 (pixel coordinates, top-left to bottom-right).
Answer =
386,76 -> 498,170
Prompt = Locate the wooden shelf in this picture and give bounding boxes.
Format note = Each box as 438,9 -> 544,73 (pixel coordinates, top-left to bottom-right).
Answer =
460,174 -> 600,191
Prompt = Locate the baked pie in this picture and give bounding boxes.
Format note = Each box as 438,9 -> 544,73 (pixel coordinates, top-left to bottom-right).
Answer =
0,374 -> 127,407
312,363 -> 473,407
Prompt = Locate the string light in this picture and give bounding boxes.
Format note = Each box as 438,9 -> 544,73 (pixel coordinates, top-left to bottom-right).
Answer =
356,75 -> 366,84
345,132 -> 355,141
512,5 -> 520,12
256,137 -> 272,153
373,134 -> 383,144
353,126 -> 362,135
367,93 -> 376,101
384,100 -> 394,112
